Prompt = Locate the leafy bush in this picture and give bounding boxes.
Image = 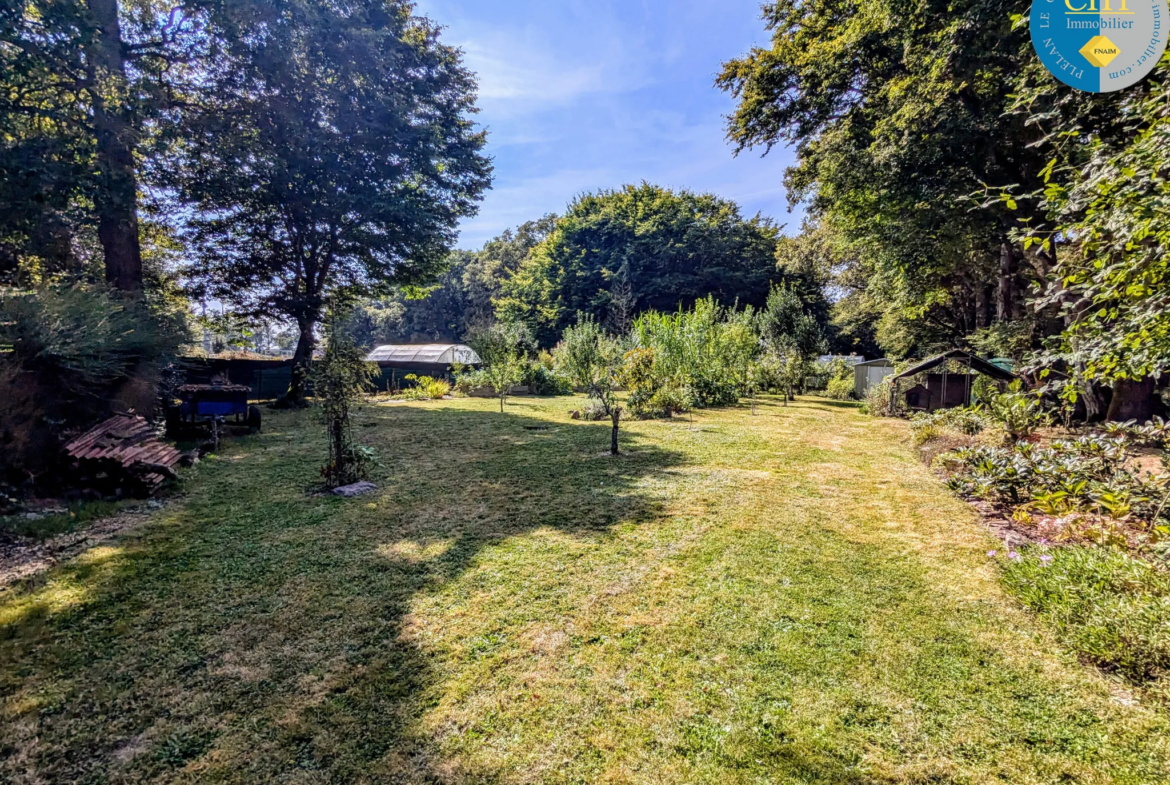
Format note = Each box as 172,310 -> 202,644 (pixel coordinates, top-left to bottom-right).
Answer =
524,361 -> 572,396
909,407 -> 993,445
825,375 -> 855,400
401,374 -> 450,400
1103,417 -> 1170,448
981,381 -> 1052,440
453,368 -> 488,396
630,297 -> 759,410
939,435 -> 1165,527
862,376 -> 901,417
1001,547 -> 1170,682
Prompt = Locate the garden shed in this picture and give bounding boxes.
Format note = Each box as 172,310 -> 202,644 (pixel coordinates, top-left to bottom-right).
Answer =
889,349 -> 1016,413
853,358 -> 896,399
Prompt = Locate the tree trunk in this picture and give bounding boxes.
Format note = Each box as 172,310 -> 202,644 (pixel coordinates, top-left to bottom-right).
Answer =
996,241 -> 1016,323
1106,377 -> 1156,422
330,417 -> 345,484
87,0 -> 143,292
279,318 -> 316,408
500,394 -> 505,413
975,285 -> 990,330
610,409 -> 621,455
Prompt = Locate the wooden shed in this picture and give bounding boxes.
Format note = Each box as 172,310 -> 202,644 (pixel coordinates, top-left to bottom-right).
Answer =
889,349 -> 1017,413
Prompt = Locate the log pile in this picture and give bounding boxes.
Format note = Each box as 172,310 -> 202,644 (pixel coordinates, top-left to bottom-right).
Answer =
63,413 -> 182,496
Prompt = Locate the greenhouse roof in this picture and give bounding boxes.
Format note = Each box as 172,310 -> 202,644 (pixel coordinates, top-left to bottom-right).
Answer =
365,344 -> 481,365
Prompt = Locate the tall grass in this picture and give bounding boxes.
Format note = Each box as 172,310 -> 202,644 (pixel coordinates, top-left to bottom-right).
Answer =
629,297 -> 758,407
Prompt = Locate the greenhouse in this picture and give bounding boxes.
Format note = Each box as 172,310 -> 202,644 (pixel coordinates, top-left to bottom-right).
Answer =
365,344 -> 481,367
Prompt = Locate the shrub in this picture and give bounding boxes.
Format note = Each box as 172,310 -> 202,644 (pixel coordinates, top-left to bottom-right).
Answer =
862,376 -> 901,417
525,361 -> 572,396
981,381 -> 1052,440
453,368 -> 488,396
1000,547 -> 1170,683
402,374 -> 450,400
909,407 -> 993,445
629,297 -> 760,410
825,375 -> 855,400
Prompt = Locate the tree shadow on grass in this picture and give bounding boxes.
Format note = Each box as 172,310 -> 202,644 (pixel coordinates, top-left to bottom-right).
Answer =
0,404 -> 691,783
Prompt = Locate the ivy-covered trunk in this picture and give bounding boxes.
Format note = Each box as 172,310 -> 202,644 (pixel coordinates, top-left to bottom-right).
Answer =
87,0 -> 143,292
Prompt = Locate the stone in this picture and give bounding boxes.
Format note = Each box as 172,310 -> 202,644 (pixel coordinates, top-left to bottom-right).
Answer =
332,481 -> 377,498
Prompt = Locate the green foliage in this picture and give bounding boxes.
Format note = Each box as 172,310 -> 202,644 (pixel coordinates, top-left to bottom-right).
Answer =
162,0 -> 491,402
759,284 -> 825,402
1103,417 -> 1170,448
497,184 -> 801,345
467,323 -> 530,412
980,381 -> 1052,440
717,0 -> 1055,358
861,376 -> 900,418
554,316 -> 624,453
1001,547 -> 1170,683
312,316 -> 377,487
341,218 -> 558,349
629,297 -> 759,409
909,407 -> 993,445
939,436 -> 1165,528
401,375 -> 451,401
825,376 -> 855,401
1026,64 -> 1170,389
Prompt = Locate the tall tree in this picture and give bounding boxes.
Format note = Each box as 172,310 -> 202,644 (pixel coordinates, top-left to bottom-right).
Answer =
717,0 -> 1067,354
0,0 -> 204,290
497,184 -> 794,346
342,216 -> 557,348
163,0 -> 491,405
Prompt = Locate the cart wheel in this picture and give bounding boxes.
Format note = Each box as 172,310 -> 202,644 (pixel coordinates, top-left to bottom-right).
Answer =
247,405 -> 262,432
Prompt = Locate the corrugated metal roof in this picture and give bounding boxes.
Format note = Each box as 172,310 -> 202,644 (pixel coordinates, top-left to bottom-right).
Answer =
365,344 -> 481,365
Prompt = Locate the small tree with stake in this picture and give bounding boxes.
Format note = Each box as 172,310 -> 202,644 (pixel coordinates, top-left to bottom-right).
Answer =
313,310 -> 377,488
556,316 -> 624,455
467,322 -> 529,413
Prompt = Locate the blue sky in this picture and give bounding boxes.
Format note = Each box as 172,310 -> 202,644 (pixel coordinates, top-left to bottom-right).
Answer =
412,0 -> 801,249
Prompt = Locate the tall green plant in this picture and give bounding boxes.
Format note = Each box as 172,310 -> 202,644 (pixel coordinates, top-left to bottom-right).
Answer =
630,296 -> 759,408
312,313 -> 377,488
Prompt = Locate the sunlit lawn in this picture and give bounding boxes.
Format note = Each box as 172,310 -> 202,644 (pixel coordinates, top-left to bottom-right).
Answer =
2,395 -> 1168,783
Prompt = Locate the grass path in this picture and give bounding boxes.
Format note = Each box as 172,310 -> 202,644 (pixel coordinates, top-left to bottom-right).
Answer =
1,396 -> 1168,783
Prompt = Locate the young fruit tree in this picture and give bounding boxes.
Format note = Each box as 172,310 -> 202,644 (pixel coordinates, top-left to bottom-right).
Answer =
759,284 -> 825,405
467,323 -> 529,412
312,310 -> 377,488
556,316 -> 624,455
162,0 -> 491,407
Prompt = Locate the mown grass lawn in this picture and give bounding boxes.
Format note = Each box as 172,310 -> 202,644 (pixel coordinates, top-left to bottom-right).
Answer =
2,396 -> 1168,784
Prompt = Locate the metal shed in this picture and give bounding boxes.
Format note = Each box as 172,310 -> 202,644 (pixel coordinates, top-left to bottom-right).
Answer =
853,358 -> 896,399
